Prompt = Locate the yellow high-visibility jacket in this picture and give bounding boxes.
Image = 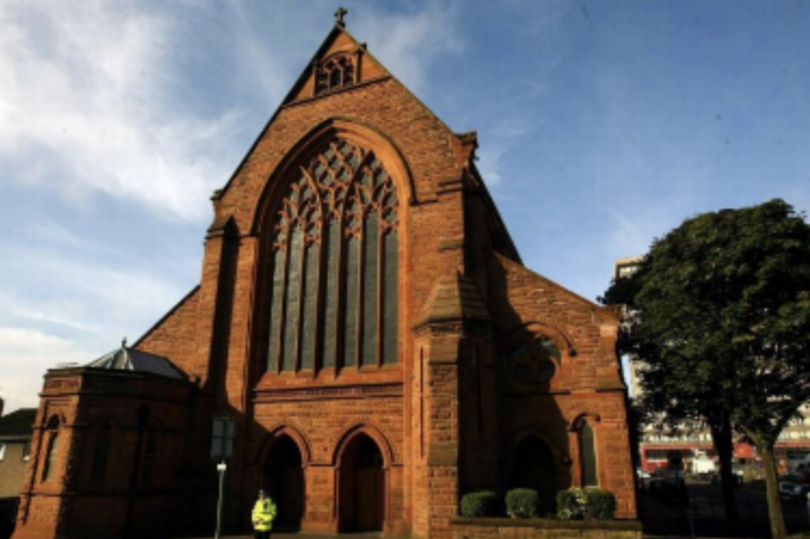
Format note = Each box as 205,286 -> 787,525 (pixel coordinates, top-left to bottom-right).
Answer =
252,498 -> 277,532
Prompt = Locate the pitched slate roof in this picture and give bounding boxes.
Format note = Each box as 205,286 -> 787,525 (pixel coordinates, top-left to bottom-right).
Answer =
0,408 -> 36,441
86,341 -> 188,381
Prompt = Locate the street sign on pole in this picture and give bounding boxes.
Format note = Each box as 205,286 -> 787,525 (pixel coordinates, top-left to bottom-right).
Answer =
211,416 -> 235,459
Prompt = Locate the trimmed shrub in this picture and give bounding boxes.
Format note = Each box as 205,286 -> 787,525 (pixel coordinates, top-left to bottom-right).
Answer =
505,488 -> 541,518
556,488 -> 617,520
556,489 -> 587,520
461,490 -> 500,517
584,489 -> 616,520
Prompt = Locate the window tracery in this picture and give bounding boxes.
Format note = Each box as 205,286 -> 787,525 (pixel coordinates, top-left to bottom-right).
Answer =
266,138 -> 399,374
316,54 -> 356,94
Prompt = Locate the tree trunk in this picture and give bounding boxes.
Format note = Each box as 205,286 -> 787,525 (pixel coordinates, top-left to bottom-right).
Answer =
759,443 -> 787,539
709,414 -> 739,525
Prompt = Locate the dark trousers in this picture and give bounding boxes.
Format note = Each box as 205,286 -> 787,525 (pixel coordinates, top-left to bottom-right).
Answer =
254,531 -> 270,539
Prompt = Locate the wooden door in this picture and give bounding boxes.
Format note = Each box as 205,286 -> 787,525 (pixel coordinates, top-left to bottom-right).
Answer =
339,434 -> 385,532
355,466 -> 383,530
277,466 -> 304,528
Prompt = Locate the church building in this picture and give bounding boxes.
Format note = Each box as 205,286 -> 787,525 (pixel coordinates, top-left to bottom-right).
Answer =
13,13 -> 636,539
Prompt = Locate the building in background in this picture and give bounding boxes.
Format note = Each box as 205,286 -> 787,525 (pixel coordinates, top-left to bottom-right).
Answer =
0,409 -> 36,538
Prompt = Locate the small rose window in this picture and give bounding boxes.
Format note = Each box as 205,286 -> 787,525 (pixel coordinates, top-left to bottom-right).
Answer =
507,336 -> 560,385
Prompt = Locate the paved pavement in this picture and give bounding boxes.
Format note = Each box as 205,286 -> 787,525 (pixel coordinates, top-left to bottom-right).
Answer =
190,533 -> 383,539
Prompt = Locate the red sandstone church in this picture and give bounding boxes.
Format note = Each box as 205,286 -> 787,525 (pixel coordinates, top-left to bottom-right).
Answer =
13,14 -> 636,539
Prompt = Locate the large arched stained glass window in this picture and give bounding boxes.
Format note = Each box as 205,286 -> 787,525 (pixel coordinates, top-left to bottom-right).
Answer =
266,138 -> 399,373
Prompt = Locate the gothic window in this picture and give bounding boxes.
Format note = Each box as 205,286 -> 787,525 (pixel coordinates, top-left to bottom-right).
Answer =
579,420 -> 599,487
506,335 -> 559,386
266,138 -> 399,374
316,54 -> 355,94
141,427 -> 158,486
91,421 -> 112,485
41,416 -> 60,482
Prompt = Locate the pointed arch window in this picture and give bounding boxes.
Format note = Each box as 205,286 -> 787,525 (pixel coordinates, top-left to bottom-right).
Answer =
141,427 -> 158,486
91,420 -> 112,485
316,54 -> 356,94
41,416 -> 61,482
266,138 -> 399,373
579,420 -> 599,487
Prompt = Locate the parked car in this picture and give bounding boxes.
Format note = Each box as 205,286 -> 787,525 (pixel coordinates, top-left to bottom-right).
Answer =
649,468 -> 688,500
709,470 -> 743,486
779,481 -> 810,502
785,464 -> 810,484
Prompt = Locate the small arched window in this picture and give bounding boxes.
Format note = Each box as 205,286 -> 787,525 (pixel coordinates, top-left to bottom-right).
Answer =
266,138 -> 399,373
141,427 -> 158,486
41,416 -> 61,482
579,420 -> 598,487
91,421 -> 112,485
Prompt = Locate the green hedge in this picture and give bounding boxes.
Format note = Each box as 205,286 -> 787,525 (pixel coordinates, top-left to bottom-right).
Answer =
585,490 -> 616,520
556,488 -> 616,520
505,488 -> 541,518
461,491 -> 501,517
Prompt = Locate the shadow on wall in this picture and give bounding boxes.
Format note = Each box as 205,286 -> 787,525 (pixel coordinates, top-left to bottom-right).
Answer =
457,246 -> 575,516
0,498 -> 19,539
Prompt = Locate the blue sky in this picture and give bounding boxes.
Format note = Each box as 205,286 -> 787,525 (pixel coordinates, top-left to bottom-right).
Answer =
1,0 -> 808,413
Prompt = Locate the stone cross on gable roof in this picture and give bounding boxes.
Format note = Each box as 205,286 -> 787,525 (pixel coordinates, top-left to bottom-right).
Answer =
335,6 -> 348,26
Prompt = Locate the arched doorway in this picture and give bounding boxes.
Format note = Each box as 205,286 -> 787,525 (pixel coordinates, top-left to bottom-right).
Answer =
339,434 -> 385,531
264,435 -> 305,531
510,436 -> 557,514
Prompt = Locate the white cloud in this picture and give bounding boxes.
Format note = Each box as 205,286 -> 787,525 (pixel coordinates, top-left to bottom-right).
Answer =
0,0 -> 238,222
0,328 -> 90,413
0,242 -> 187,330
477,146 -> 506,187
0,1 -> 468,223
353,2 -> 465,94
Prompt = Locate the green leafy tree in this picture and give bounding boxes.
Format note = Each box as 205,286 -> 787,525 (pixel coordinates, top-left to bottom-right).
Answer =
602,199 -> 810,539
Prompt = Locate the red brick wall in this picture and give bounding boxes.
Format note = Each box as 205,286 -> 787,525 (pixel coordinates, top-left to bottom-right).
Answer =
136,287 -> 201,379
13,370 -> 199,539
244,394 -> 405,533
451,517 -> 642,539
473,254 -> 637,519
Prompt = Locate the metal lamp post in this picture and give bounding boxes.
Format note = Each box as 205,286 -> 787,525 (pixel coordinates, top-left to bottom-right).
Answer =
211,416 -> 235,539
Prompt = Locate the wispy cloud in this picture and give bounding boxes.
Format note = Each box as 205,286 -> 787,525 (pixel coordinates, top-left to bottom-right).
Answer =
0,0 -> 239,222
0,242 -> 187,329
0,328 -> 90,412
477,113 -> 541,187
353,1 -> 465,94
